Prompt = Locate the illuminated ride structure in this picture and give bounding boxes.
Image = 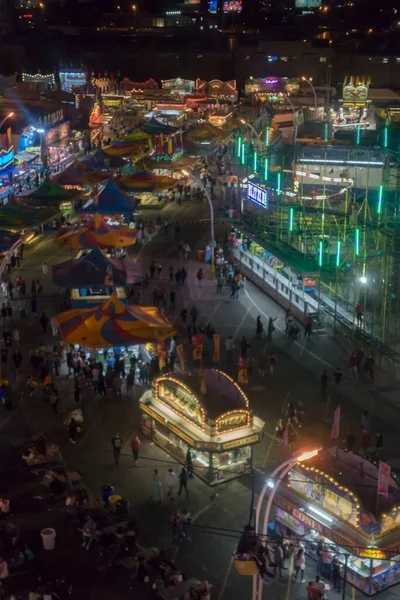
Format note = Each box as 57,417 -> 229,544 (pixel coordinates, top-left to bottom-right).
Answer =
233,121 -> 400,366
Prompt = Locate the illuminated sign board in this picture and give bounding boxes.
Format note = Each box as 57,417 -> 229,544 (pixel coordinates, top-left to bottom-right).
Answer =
209,0 -> 217,12
0,149 -> 14,171
223,434 -> 258,450
343,83 -> 369,102
295,0 -> 321,7
247,182 -> 268,209
157,379 -> 205,427
217,411 -> 250,433
223,0 -> 242,12
359,549 -> 388,560
59,71 -> 86,93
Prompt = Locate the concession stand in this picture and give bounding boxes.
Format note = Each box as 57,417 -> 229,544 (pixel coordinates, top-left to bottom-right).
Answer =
272,448 -> 400,596
139,369 -> 265,485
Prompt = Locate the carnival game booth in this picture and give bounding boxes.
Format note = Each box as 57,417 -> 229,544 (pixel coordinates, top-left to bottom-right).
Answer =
52,160 -> 109,189
80,179 -> 138,224
139,369 -> 265,486
25,176 -> 81,216
82,148 -> 129,172
52,247 -> 142,308
57,213 -> 137,250
0,197 -> 58,232
147,154 -> 198,179
119,170 -> 176,209
54,292 -> 175,373
272,448 -> 400,596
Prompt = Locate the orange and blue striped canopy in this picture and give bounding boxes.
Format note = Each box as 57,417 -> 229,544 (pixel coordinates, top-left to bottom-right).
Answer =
56,214 -> 137,249
54,292 -> 176,348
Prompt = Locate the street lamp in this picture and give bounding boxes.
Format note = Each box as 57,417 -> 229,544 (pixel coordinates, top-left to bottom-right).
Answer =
240,118 -> 263,143
252,447 -> 322,600
0,112 -> 14,130
182,169 -> 215,273
283,94 -> 298,146
301,76 -> 317,113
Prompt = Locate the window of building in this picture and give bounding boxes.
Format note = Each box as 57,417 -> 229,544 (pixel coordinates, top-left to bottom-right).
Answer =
319,56 -> 327,62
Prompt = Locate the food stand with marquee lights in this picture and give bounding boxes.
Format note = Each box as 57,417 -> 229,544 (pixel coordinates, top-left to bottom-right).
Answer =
139,369 -> 265,485
272,447 -> 400,596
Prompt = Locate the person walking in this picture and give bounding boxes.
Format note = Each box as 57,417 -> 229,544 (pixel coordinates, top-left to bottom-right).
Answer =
304,315 -> 313,338
111,432 -> 122,465
179,507 -> 191,541
225,336 -> 234,366
82,516 -> 96,550
190,305 -> 198,326
175,269 -> 182,286
333,367 -> 343,387
39,312 -> 48,333
30,297 -> 37,317
171,510 -> 181,543
68,418 -> 78,444
320,370 -> 329,396
349,352 -> 358,378
273,542 -> 284,580
153,469 -> 163,502
255,316 -> 263,339
267,317 -> 277,341
186,447 -> 193,478
166,468 -> 177,500
216,275 -> 224,294
293,547 -> 306,583
178,467 -> 189,498
240,336 -> 250,359
170,289 -> 176,311
197,268 -> 204,287
131,435 -> 140,466
360,410 -> 371,452
181,267 -> 187,286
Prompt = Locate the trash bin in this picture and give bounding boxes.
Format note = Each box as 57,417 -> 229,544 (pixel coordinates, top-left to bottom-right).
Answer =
115,498 -> 130,518
41,528 -> 56,550
197,250 -> 205,262
101,484 -> 116,506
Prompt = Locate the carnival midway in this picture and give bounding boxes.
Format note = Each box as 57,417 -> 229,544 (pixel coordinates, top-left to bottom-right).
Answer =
0,70 -> 400,600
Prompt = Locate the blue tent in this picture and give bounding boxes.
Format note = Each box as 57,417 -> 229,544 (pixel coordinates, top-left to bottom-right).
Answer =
80,179 -> 137,218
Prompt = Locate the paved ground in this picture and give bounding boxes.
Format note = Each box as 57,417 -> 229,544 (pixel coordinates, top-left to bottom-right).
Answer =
2,199 -> 400,600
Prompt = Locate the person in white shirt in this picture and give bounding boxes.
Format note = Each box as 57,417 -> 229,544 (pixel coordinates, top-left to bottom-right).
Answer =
166,468 -> 177,500
42,263 -> 49,276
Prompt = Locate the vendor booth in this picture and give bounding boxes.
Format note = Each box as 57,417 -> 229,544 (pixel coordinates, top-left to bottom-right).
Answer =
272,448 -> 400,596
56,213 -> 137,249
52,246 -> 142,307
54,292 -> 175,373
119,170 -> 176,209
80,179 -> 137,222
26,176 -> 81,215
52,160 -> 109,188
139,370 -> 265,485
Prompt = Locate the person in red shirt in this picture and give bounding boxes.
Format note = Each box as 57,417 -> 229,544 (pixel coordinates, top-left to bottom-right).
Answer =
131,436 -> 141,467
348,352 -> 358,378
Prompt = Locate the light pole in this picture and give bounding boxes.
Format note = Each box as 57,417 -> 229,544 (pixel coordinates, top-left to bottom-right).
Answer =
252,447 -> 321,600
240,118 -> 263,142
301,76 -> 317,113
0,112 -> 14,130
283,94 -> 298,146
182,169 -> 215,273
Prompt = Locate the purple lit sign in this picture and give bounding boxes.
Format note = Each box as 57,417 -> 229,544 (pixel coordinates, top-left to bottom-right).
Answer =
265,78 -> 279,85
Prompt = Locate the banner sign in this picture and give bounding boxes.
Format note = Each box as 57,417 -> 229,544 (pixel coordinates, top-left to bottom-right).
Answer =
331,405 -> 341,439
213,334 -> 220,363
378,461 -> 391,498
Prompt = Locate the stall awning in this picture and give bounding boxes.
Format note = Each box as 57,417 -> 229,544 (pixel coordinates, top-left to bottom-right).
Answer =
14,151 -> 39,163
